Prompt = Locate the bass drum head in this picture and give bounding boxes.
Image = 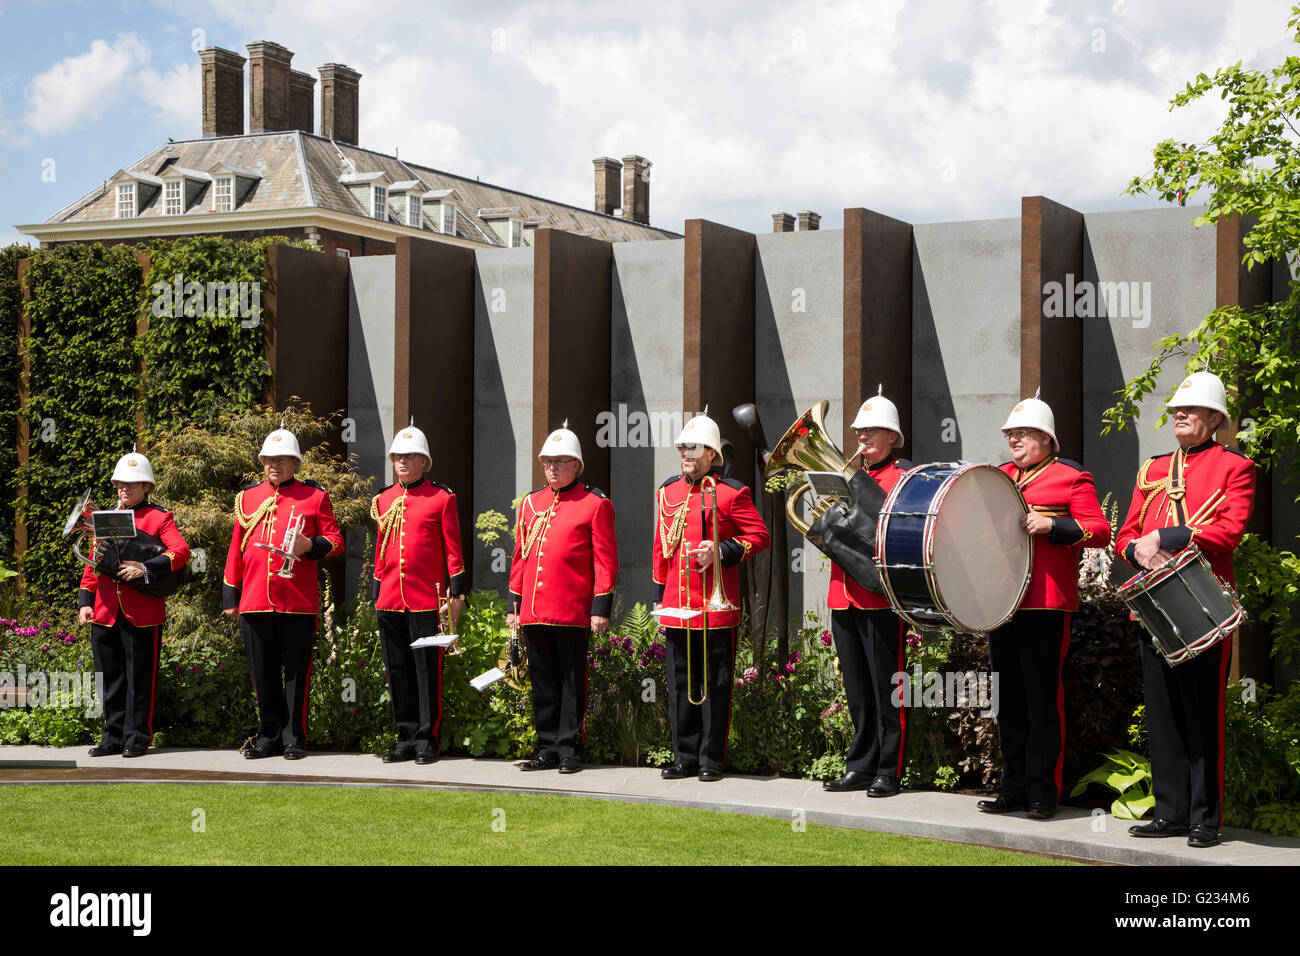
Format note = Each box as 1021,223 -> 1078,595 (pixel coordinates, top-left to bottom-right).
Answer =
929,465 -> 1030,633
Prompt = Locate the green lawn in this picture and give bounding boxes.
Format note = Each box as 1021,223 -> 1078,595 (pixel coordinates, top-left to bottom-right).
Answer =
0,784 -> 1076,865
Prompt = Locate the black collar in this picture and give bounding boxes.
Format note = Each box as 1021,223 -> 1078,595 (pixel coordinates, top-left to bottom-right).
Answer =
867,454 -> 895,472
270,476 -> 296,489
554,478 -> 581,494
400,477 -> 426,490
1181,438 -> 1217,455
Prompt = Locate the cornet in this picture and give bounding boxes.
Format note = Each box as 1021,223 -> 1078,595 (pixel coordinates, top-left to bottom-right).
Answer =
254,505 -> 305,578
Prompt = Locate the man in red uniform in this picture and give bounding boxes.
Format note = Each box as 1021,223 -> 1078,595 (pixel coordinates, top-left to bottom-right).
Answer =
654,413 -> 770,782
978,395 -> 1110,819
1115,371 -> 1254,848
371,425 -> 467,765
507,423 -> 617,774
824,390 -> 911,796
223,428 -> 343,759
80,452 -> 190,757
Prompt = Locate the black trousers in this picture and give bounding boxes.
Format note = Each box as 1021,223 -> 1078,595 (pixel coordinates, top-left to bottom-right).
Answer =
90,615 -> 161,751
523,625 -> 588,759
988,610 -> 1070,805
240,611 -> 316,751
663,626 -> 735,772
378,610 -> 445,756
831,607 -> 908,779
1141,635 -> 1231,827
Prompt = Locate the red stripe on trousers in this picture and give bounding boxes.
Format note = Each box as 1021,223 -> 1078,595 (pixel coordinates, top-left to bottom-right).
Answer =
1216,638 -> 1232,826
1052,613 -> 1071,805
895,617 -> 908,779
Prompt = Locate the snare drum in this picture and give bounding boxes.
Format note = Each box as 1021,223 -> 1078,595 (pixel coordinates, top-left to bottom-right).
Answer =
1118,545 -> 1244,666
875,463 -> 1032,634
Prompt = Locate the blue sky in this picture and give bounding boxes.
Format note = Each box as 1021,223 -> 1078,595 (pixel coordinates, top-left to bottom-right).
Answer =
2,0 -> 1298,247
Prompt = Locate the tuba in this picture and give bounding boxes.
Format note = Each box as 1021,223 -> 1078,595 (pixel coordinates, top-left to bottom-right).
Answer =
764,401 -> 887,594
62,489 -> 190,598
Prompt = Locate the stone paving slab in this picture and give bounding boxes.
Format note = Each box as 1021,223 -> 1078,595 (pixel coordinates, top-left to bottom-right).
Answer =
3,745 -> 1298,866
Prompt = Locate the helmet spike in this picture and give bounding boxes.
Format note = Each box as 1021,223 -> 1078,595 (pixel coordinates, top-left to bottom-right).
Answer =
562,418 -> 568,430
703,403 -> 709,417
409,414 -> 414,427
1034,386 -> 1041,400
877,383 -> 883,396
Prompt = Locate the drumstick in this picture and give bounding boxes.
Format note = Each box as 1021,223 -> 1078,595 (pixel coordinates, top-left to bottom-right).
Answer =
1187,490 -> 1225,528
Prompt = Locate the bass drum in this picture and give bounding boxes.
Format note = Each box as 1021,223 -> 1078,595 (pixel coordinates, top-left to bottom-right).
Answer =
876,463 -> 1031,634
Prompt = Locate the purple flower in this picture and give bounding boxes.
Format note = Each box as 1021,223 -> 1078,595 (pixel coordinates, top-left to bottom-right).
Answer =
820,629 -> 832,647
742,667 -> 759,685
649,642 -> 666,660
784,662 -> 795,674
906,633 -> 921,648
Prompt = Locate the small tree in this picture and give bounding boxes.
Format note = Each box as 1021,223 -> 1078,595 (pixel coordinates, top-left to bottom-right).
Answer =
147,402 -> 372,645
1106,6 -> 1300,667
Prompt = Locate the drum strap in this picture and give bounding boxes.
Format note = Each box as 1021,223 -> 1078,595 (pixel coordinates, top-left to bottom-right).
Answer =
1164,448 -> 1189,526
1014,456 -> 1054,490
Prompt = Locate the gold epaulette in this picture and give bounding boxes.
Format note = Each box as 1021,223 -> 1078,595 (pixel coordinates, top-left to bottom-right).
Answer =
1134,457 -> 1164,528
235,490 -> 276,554
375,494 -> 404,563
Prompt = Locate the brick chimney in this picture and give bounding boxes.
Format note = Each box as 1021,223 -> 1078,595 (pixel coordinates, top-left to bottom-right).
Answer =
621,155 -> 650,224
200,47 -> 245,137
593,157 -> 621,216
289,70 -> 316,134
319,63 -> 361,145
797,210 -> 821,231
247,41 -> 293,133
772,212 -> 795,233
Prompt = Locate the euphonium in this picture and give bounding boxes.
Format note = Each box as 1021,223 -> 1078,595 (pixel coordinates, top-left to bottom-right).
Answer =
497,622 -> 529,692
762,400 -> 857,536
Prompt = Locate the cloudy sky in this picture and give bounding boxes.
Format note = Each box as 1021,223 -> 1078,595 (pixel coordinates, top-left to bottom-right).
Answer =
1,0 -> 1297,246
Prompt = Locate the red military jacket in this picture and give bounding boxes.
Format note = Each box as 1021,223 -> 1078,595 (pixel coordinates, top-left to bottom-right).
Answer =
998,456 -> 1111,612
223,478 -> 343,615
1115,439 -> 1255,586
508,481 -> 618,627
652,471 -> 771,629
371,478 -> 467,612
827,455 -> 911,611
78,502 -> 191,628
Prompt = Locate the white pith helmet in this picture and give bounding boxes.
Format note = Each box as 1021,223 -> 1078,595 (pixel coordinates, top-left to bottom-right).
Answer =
111,452 -> 155,487
850,385 -> 905,448
1001,393 -> 1058,451
258,428 -> 302,461
389,425 -> 432,471
540,421 -> 584,475
1166,370 -> 1229,418
675,412 -> 724,465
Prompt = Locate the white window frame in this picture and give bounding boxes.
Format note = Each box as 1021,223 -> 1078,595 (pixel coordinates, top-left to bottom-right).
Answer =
440,202 -> 457,235
163,180 -> 183,216
407,195 -> 422,227
373,185 -> 387,221
508,219 -> 524,248
116,183 -> 136,219
214,176 -> 234,213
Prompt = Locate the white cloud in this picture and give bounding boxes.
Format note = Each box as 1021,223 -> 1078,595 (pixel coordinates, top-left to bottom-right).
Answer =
24,34 -> 151,136
137,60 -> 202,137
0,233 -> 37,249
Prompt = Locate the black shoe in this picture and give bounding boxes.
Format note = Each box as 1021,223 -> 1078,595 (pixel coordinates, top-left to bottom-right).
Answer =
1187,825 -> 1220,848
243,744 -> 278,759
660,763 -> 697,779
698,768 -> 723,782
382,749 -> 414,763
414,750 -> 439,765
823,770 -> 873,792
558,757 -> 581,774
977,795 -> 1025,814
867,775 -> 901,798
122,745 -> 147,758
1026,801 -> 1056,820
87,745 -> 122,758
283,746 -> 306,760
1128,818 -> 1189,838
518,756 -> 559,771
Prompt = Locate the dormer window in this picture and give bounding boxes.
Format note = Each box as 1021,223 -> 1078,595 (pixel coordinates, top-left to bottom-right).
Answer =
163,181 -> 183,216
214,176 -> 234,212
478,206 -> 524,247
508,219 -> 524,248
423,189 -> 458,236
407,197 -> 422,227
373,185 -> 387,221
116,183 -> 136,219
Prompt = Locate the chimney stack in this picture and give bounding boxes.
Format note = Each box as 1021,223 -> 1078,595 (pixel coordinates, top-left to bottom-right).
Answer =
319,63 -> 361,145
797,210 -> 821,231
772,212 -> 795,233
247,41 -> 294,133
593,157 -> 621,216
621,155 -> 650,224
200,47 -> 245,137
289,69 -> 316,134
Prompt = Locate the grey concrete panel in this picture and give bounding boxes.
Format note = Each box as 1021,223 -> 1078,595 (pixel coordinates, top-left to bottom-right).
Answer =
610,239 -> 685,608
912,218 -> 1022,466
1081,208 -> 1216,525
473,246 -> 534,594
756,229 -> 844,632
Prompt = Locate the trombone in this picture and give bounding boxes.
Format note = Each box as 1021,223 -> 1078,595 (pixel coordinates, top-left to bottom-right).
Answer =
685,476 -> 737,705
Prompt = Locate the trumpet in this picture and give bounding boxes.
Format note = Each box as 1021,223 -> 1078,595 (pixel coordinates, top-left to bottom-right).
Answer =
254,505 -> 305,578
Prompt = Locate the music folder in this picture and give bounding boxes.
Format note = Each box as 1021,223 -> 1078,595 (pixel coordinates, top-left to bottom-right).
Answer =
471,668 -> 505,691
91,511 -> 137,539
650,608 -> 702,621
410,634 -> 457,649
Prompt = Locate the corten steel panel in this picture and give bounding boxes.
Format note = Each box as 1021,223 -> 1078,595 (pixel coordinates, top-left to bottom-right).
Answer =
264,244 -> 350,456
844,208 -> 913,453
683,219 -> 757,487
1021,196 -> 1084,460
395,235 -> 476,544
531,229 -> 613,491
1216,214 -> 1275,682
15,258 -> 32,560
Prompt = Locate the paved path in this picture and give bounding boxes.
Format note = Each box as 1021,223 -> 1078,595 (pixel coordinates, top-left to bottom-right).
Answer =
3,745 -> 1298,865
